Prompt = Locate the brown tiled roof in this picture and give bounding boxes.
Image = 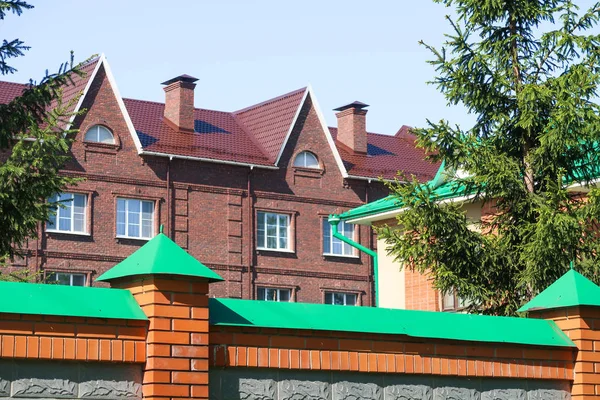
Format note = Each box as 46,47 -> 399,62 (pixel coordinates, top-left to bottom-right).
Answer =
0,81 -> 27,103
123,98 -> 273,166
0,60 -> 439,180
330,126 -> 439,181
233,88 -> 306,162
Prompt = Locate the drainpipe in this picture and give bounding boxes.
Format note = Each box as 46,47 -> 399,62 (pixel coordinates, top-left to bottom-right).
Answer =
328,214 -> 379,307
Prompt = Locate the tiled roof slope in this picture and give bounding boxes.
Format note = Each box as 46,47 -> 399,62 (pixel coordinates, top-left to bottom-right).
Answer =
0,63 -> 438,180
331,125 -> 439,181
0,57 -> 99,123
124,98 -> 273,166
233,88 -> 306,162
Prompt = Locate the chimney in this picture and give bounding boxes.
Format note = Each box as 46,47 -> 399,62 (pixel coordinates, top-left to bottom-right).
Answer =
334,101 -> 369,154
161,74 -> 198,132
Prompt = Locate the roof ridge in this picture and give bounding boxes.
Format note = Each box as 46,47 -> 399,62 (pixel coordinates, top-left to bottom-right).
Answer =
233,87 -> 307,115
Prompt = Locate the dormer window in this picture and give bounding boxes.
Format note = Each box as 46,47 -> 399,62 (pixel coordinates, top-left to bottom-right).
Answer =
293,151 -> 319,169
84,125 -> 115,144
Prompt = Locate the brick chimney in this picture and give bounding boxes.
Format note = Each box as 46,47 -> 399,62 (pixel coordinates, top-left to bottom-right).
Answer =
161,74 -> 198,132
334,101 -> 369,154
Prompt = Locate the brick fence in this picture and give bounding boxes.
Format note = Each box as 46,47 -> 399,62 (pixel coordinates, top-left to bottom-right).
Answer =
0,234 -> 598,399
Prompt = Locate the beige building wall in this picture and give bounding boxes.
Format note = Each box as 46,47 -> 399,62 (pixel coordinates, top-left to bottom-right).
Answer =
377,235 -> 406,309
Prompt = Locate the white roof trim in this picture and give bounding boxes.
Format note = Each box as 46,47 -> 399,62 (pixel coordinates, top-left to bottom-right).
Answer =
64,54 -> 103,131
305,85 -> 348,177
100,55 -> 143,154
273,87 -> 309,166
140,150 -> 279,170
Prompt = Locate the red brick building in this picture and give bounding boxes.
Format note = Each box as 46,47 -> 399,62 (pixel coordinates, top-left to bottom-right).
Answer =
0,55 -> 438,306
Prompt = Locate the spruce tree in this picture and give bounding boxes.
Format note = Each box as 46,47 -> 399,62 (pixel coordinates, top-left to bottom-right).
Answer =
0,0 -> 86,268
379,0 -> 600,315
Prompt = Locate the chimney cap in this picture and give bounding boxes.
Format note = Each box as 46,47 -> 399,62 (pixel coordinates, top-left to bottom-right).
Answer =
333,101 -> 369,112
161,74 -> 199,86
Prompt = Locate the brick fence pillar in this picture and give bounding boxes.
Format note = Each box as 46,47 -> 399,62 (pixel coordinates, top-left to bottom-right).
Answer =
95,232 -> 223,400
112,275 -> 210,400
521,269 -> 600,399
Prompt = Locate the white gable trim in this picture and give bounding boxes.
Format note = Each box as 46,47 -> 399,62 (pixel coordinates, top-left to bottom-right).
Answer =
100,55 -> 144,153
273,87 -> 309,166
64,54 -> 103,131
274,85 -> 348,178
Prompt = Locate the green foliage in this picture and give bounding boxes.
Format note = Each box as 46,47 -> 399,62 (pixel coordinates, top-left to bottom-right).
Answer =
0,0 -> 86,268
379,0 -> 600,315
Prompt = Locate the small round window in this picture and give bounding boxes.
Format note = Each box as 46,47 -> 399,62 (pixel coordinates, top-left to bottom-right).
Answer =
293,151 -> 319,169
84,125 -> 115,144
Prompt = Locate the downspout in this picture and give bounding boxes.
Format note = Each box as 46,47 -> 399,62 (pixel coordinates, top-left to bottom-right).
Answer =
166,156 -> 172,238
328,214 -> 379,307
247,166 -> 254,300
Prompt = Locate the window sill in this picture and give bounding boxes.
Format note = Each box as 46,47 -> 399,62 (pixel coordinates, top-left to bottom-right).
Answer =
46,230 -> 91,237
323,253 -> 359,259
256,248 -> 295,254
115,235 -> 152,242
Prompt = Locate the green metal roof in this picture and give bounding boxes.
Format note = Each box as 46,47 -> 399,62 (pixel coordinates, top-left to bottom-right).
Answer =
518,269 -> 600,312
209,298 -> 574,348
0,281 -> 147,320
339,179 -> 471,221
97,233 -> 223,282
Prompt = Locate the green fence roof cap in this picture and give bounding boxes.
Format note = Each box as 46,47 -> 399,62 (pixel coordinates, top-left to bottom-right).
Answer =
97,233 -> 223,282
210,298 -> 574,348
0,281 -> 147,320
518,269 -> 600,312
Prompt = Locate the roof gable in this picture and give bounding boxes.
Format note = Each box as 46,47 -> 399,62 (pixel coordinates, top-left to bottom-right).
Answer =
234,87 -> 307,163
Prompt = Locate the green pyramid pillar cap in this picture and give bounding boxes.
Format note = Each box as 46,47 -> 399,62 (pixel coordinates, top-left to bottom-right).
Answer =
518,269 -> 600,312
96,233 -> 224,282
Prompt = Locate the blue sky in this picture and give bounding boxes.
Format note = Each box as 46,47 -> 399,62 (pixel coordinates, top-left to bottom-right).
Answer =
2,1 -> 598,135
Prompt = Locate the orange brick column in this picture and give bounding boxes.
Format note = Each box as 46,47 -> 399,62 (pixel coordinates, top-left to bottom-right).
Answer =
532,307 -> 597,399
112,276 -> 210,400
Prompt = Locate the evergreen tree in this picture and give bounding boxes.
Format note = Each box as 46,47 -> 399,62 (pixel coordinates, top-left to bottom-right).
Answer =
379,0 -> 600,315
0,0 -> 86,270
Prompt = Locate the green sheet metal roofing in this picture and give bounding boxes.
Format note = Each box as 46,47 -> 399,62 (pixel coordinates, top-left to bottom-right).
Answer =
518,269 -> 600,312
209,298 -> 574,348
97,233 -> 223,282
339,179 -> 471,221
0,280 -> 147,320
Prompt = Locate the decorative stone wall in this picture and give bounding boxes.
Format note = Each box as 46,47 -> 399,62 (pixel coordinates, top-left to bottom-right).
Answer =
209,369 -> 571,400
0,360 -> 142,399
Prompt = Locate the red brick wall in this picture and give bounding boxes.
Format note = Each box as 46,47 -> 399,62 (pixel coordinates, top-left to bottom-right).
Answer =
209,325 -> 574,380
18,67 -> 388,306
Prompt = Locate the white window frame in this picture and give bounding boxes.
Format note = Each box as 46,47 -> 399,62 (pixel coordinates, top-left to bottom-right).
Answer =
293,151 -> 320,169
46,271 -> 87,287
257,287 -> 292,302
324,291 -> 358,306
47,193 -> 88,235
257,211 -> 291,252
322,219 -> 357,257
84,125 -> 115,144
116,198 -> 155,240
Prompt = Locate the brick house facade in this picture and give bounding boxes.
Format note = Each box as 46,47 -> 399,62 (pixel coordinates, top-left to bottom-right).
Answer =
0,55 -> 438,306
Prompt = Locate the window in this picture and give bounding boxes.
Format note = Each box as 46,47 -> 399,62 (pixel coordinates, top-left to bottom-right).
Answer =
47,193 -> 87,234
325,291 -> 357,306
293,151 -> 319,169
116,198 -> 154,239
257,212 -> 290,251
442,289 -> 470,312
46,271 -> 86,286
257,287 -> 291,302
84,125 -> 115,144
322,219 -> 355,256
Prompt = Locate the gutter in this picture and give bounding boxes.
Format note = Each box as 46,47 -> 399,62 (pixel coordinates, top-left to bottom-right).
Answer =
328,214 -> 379,307
140,150 -> 279,170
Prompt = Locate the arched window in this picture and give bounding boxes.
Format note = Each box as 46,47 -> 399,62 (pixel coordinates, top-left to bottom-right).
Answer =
293,151 -> 319,169
84,125 -> 115,144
